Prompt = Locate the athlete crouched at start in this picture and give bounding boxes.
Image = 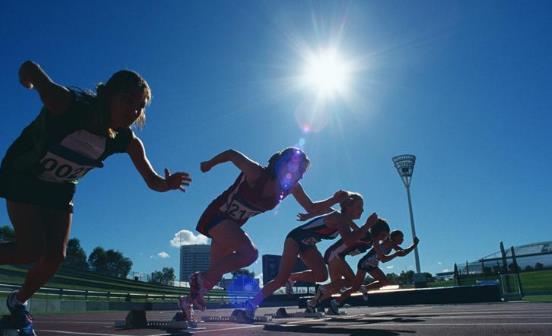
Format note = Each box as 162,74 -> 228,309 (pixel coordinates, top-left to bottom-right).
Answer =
336,231 -> 420,307
246,192 -> 379,317
0,61 -> 191,335
179,147 -> 347,320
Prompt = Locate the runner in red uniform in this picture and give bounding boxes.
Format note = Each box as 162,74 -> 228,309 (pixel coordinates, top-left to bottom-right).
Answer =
179,148 -> 347,318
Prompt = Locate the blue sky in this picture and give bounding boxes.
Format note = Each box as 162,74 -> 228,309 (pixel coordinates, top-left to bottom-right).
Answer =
1,0 -> 551,281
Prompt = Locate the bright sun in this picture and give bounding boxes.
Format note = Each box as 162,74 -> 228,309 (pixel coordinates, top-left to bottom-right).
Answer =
300,48 -> 351,99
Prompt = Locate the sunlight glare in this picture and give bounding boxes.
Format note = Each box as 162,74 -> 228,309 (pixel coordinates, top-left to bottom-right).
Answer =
301,48 -> 351,99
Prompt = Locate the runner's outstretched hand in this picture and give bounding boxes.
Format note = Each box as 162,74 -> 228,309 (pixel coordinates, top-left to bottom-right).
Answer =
164,168 -> 192,192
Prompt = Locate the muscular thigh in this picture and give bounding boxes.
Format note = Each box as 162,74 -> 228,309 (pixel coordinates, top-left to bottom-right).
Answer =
299,247 -> 325,273
7,201 -> 47,249
329,258 -> 354,282
209,219 -> 255,262
368,267 -> 387,282
42,207 -> 72,256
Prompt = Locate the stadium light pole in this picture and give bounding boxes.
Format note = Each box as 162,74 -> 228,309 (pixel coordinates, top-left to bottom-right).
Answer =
392,154 -> 421,274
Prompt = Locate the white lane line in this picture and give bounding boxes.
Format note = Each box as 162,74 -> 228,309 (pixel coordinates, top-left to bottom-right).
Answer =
345,322 -> 552,328
194,324 -> 264,333
370,307 -> 427,316
420,310 -> 552,316
39,330 -> 168,336
361,315 -> 552,320
37,321 -> 109,325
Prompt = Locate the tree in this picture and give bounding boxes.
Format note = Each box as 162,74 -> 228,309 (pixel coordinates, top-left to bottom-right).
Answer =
63,238 -> 88,271
398,270 -> 415,284
106,249 -> 132,278
88,247 -> 132,278
0,225 -> 15,241
535,262 -> 544,270
524,265 -> 533,272
422,272 -> 434,282
386,272 -> 399,283
149,267 -> 175,285
88,247 -> 108,274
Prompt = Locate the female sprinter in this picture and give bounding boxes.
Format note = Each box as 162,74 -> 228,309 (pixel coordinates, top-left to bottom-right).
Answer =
311,218 -> 391,314
335,231 -> 420,310
179,147 -> 347,319
0,61 -> 191,335
245,193 -> 378,318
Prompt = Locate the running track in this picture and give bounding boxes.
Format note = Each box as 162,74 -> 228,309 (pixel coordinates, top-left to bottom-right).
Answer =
33,302 -> 552,336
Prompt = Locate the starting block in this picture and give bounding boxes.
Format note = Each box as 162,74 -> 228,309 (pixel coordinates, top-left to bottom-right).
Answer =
269,307 -> 325,319
202,309 -> 272,323
114,310 -> 205,331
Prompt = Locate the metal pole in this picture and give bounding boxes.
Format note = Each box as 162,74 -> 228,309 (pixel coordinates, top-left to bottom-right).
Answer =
406,185 -> 421,273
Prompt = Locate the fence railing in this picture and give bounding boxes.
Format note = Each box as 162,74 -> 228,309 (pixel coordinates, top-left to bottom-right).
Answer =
0,283 -> 253,303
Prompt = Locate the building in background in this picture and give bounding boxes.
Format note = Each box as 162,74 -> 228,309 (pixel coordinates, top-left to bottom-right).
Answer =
180,244 -> 211,282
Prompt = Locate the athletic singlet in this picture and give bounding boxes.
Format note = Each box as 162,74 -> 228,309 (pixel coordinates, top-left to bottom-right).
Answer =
0,88 -> 133,185
196,170 -> 287,235
287,212 -> 339,247
324,234 -> 373,264
358,244 -> 394,269
0,88 -> 133,212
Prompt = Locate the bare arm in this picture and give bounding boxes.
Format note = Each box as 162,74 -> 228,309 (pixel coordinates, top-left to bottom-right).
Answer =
292,187 -> 348,217
200,149 -> 262,183
335,212 -> 379,246
395,237 -> 420,257
374,242 -> 400,263
127,136 -> 191,192
18,60 -> 72,116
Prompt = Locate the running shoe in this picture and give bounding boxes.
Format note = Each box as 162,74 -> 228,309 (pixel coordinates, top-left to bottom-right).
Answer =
328,299 -> 340,315
189,272 -> 207,311
360,285 -> 369,302
243,300 -> 257,321
312,285 -> 324,303
305,301 -> 316,314
6,292 -> 35,336
177,296 -> 194,321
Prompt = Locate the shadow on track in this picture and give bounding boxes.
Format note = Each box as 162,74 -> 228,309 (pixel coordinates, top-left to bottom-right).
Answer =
264,323 -> 412,335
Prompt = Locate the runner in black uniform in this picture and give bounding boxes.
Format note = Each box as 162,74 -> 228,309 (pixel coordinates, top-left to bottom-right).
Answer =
245,193 -> 378,317
0,61 -> 191,335
336,230 -> 420,307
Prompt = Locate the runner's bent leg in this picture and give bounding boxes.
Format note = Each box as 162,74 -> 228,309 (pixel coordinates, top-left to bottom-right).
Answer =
251,238 -> 300,306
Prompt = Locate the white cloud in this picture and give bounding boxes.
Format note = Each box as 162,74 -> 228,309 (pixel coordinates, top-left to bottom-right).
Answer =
170,230 -> 209,247
149,251 -> 171,259
442,268 -> 450,272
437,261 -> 443,265
386,265 -> 395,270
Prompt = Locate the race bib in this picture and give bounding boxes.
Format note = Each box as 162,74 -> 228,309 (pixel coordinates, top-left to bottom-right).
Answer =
220,199 -> 261,222
37,130 -> 106,183
38,151 -> 100,183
